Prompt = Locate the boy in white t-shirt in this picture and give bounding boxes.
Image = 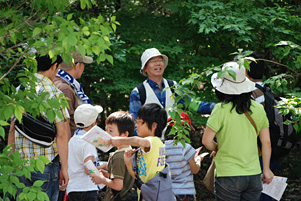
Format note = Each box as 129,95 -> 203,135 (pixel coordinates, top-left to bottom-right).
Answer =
66,104 -> 103,201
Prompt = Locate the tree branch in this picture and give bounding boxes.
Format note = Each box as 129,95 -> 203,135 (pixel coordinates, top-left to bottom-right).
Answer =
0,49 -> 28,82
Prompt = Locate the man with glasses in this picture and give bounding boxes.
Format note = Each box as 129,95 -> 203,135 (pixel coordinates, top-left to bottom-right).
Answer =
130,48 -> 216,136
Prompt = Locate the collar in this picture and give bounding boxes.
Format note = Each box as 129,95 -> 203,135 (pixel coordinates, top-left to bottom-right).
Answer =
147,78 -> 165,89
118,145 -> 132,152
75,128 -> 86,135
35,73 -> 53,83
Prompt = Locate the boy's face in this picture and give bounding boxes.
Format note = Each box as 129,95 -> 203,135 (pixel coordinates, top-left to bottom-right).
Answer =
105,123 -> 120,137
136,119 -> 153,137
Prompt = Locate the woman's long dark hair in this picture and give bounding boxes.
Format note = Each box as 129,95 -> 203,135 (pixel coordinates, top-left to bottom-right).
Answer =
215,90 -> 252,114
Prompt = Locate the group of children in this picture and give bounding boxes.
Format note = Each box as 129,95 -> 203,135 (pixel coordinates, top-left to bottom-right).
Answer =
67,103 -> 205,201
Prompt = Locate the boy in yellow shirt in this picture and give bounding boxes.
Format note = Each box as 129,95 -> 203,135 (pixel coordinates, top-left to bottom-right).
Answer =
110,103 -> 169,199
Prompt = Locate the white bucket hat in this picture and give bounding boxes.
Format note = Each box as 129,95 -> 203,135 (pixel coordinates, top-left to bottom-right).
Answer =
140,48 -> 168,76
74,104 -> 103,128
211,62 -> 255,95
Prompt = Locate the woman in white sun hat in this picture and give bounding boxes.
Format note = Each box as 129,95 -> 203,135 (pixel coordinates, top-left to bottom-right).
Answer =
129,48 -> 216,136
202,62 -> 274,201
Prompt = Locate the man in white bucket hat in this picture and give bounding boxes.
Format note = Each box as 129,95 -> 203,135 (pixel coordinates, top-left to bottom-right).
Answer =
129,48 -> 216,136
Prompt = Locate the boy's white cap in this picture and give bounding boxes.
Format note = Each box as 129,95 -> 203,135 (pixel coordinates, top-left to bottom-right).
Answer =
140,48 -> 168,76
74,104 -> 103,128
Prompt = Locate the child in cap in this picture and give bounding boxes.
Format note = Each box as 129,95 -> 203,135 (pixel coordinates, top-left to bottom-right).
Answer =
202,62 -> 274,200
66,104 -> 103,201
110,103 -> 172,200
164,112 -> 205,201
90,111 -> 136,201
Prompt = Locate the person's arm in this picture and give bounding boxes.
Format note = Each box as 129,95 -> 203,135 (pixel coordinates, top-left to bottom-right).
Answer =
65,119 -> 72,141
8,120 -> 16,153
91,174 -> 124,191
129,90 -> 141,136
111,136 -> 150,148
84,156 -> 95,175
56,121 -> 69,190
259,127 -> 274,184
124,149 -> 136,179
189,100 -> 216,114
189,147 -> 203,174
202,126 -> 218,151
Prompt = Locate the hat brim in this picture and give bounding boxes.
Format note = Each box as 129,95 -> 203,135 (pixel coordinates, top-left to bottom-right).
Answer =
94,105 -> 103,113
83,56 -> 93,64
211,73 -> 255,95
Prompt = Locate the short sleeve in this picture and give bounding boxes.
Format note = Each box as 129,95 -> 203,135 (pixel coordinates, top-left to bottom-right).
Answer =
206,103 -> 223,132
184,143 -> 196,162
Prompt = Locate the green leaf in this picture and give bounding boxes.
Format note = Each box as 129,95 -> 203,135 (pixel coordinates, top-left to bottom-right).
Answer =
0,126 -> 5,139
69,35 -> 77,46
33,28 -> 42,37
36,159 -> 46,173
92,46 -> 100,55
28,191 -> 36,201
106,54 -> 113,64
67,13 -> 73,21
33,180 -> 46,188
14,105 -> 25,121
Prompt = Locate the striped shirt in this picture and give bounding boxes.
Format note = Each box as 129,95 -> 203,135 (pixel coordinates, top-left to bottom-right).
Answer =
164,140 -> 197,195
15,73 -> 69,162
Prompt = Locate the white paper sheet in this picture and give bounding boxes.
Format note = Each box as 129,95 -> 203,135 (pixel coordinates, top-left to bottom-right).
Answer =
81,125 -> 113,152
262,176 -> 288,201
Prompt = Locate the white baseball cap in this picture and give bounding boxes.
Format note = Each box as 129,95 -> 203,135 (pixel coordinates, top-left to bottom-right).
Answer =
140,48 -> 168,76
211,62 -> 255,95
74,104 -> 103,128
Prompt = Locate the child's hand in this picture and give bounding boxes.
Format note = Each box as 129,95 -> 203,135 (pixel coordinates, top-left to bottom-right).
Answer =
110,137 -> 124,147
84,167 -> 91,175
100,169 -> 109,178
124,149 -> 135,166
91,172 -> 105,185
195,146 -> 203,158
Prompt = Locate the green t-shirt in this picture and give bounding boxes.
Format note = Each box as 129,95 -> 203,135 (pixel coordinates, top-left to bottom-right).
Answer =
207,100 -> 269,177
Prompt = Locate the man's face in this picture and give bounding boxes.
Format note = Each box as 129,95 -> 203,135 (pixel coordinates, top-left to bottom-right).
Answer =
143,56 -> 165,78
76,63 -> 85,79
50,63 -> 60,81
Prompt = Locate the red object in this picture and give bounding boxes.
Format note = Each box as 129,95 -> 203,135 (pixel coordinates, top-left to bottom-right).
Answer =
167,112 -> 191,127
63,192 -> 68,201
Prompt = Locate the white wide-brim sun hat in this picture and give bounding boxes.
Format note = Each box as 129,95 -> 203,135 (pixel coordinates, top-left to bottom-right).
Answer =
140,48 -> 168,76
211,62 -> 255,95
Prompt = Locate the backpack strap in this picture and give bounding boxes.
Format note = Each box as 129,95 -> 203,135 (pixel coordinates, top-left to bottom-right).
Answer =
255,83 -> 265,93
138,79 -> 176,105
166,79 -> 175,94
137,83 -> 146,105
244,112 -> 258,133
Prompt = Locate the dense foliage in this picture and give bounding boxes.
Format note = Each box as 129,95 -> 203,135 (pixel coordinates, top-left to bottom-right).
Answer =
0,0 -> 300,199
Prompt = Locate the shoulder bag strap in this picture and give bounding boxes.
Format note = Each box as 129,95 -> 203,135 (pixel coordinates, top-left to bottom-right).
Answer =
244,112 -> 258,133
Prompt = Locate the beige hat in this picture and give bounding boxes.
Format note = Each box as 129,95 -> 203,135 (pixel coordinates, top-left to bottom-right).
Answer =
74,104 -> 103,128
60,47 -> 93,71
140,48 -> 168,76
211,62 -> 255,95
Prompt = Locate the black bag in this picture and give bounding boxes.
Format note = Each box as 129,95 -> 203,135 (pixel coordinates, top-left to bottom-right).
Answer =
131,148 -> 176,201
14,112 -> 57,147
256,84 -> 300,157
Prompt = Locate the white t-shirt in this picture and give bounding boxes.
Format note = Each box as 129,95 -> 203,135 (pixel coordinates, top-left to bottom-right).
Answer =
66,129 -> 98,194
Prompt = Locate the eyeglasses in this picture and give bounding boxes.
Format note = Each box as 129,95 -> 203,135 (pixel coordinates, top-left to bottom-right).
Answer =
148,59 -> 164,64
135,119 -> 145,125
